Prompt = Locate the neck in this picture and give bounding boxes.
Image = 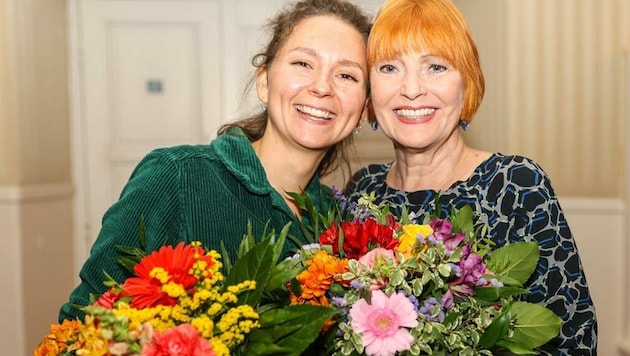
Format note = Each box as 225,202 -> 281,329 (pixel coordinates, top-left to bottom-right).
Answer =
252,138 -> 324,217
388,138 -> 489,192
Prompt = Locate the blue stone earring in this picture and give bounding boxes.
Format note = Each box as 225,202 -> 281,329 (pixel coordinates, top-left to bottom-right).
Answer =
371,120 -> 379,131
460,120 -> 469,131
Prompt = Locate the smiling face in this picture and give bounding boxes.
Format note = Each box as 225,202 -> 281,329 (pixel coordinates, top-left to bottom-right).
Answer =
256,15 -> 368,152
370,51 -> 464,151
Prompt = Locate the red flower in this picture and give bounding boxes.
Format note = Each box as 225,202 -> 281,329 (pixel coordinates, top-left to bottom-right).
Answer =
93,287 -> 122,309
338,220 -> 370,259
122,242 -> 216,308
319,218 -> 398,259
362,218 -> 398,251
141,323 -> 215,356
319,224 -> 341,254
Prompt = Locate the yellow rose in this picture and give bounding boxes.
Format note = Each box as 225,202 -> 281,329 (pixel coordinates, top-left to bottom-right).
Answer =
396,224 -> 433,258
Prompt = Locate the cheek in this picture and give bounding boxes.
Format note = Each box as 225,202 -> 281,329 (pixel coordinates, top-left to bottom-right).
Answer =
442,78 -> 465,106
369,86 -> 390,110
339,87 -> 368,113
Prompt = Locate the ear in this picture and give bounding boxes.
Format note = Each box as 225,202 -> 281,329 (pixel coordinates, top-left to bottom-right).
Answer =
255,66 -> 269,105
362,96 -> 373,125
363,96 -> 376,124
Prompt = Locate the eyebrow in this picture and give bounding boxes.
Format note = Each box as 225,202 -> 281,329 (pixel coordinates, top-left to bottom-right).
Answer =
290,47 -> 364,70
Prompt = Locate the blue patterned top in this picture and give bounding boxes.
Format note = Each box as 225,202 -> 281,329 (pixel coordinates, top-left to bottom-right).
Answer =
344,153 -> 597,355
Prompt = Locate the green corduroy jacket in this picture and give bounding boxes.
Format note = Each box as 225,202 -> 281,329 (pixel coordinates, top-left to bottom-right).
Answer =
59,128 -> 330,322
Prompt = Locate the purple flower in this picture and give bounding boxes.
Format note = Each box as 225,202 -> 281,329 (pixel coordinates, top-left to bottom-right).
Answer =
429,219 -> 465,252
332,295 -> 348,308
441,290 -> 454,310
419,297 -> 445,322
449,244 -> 488,296
350,280 -> 364,290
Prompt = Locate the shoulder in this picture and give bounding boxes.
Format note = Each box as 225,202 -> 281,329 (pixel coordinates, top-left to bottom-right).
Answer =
350,163 -> 390,182
488,153 -> 551,188
131,144 -> 216,175
343,163 -> 390,196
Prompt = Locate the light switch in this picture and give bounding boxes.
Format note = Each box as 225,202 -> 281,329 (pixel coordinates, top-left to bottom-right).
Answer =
146,79 -> 163,94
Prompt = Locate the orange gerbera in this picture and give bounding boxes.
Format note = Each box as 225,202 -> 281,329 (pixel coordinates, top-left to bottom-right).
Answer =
121,242 -> 216,308
296,250 -> 348,303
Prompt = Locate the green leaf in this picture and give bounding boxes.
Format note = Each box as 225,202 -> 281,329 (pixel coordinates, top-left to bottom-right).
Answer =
224,237 -> 275,306
272,223 -> 290,263
114,216 -> 150,274
244,304 -> 338,356
265,257 -> 304,293
474,286 -> 529,302
219,240 -> 234,273
494,339 -> 537,355
508,301 -> 563,349
451,205 -> 474,235
485,241 -> 539,285
479,308 -> 511,348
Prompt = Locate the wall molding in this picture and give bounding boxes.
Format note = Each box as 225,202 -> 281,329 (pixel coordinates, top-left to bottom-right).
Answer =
0,183 -> 74,204
560,197 -> 625,215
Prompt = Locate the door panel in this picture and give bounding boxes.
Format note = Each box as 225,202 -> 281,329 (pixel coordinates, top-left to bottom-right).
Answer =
79,0 -> 223,252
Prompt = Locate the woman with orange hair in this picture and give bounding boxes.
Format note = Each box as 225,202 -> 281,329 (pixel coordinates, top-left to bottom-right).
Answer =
344,0 -> 597,354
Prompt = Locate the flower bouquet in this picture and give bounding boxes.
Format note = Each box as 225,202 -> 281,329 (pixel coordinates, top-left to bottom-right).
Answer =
286,189 -> 563,355
36,187 -> 562,356
34,223 -> 338,356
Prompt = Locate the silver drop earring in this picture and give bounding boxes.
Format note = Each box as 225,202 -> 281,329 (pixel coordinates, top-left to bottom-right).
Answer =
460,120 -> 469,131
371,120 -> 379,131
354,125 -> 362,135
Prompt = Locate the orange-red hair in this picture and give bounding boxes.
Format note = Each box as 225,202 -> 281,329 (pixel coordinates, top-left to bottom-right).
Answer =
368,0 -> 485,122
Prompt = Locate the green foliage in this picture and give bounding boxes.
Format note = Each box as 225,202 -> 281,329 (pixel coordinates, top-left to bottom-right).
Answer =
222,222 -> 340,355
508,301 -> 563,350
485,241 -> 540,286
243,305 -> 339,356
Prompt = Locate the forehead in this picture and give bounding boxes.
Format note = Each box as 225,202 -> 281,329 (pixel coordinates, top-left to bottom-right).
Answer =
281,15 -> 367,60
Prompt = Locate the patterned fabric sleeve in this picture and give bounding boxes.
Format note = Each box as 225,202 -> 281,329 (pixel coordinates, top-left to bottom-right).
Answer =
504,159 -> 597,355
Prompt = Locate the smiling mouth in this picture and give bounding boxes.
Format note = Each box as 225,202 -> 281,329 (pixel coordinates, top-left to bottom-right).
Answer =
395,108 -> 436,119
296,105 -> 334,121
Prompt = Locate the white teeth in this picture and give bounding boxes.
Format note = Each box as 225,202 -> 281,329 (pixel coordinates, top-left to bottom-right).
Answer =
395,108 -> 435,119
296,105 -> 334,120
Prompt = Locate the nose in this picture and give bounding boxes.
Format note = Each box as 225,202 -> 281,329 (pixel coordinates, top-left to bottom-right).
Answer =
400,73 -> 427,99
308,71 -> 333,97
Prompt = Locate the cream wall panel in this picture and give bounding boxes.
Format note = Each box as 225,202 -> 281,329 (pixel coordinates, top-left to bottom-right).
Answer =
500,0 -> 628,198
0,184 -> 74,355
11,0 -> 70,184
0,0 -> 19,184
450,0 -> 629,198
0,196 -> 25,356
562,198 -> 624,356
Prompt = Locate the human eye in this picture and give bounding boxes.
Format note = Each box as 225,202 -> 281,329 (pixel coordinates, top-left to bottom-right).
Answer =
378,64 -> 397,74
428,63 -> 448,73
339,72 -> 359,82
292,60 -> 312,68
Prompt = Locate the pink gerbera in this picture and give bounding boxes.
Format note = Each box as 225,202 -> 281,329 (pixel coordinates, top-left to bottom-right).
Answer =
349,290 -> 419,356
